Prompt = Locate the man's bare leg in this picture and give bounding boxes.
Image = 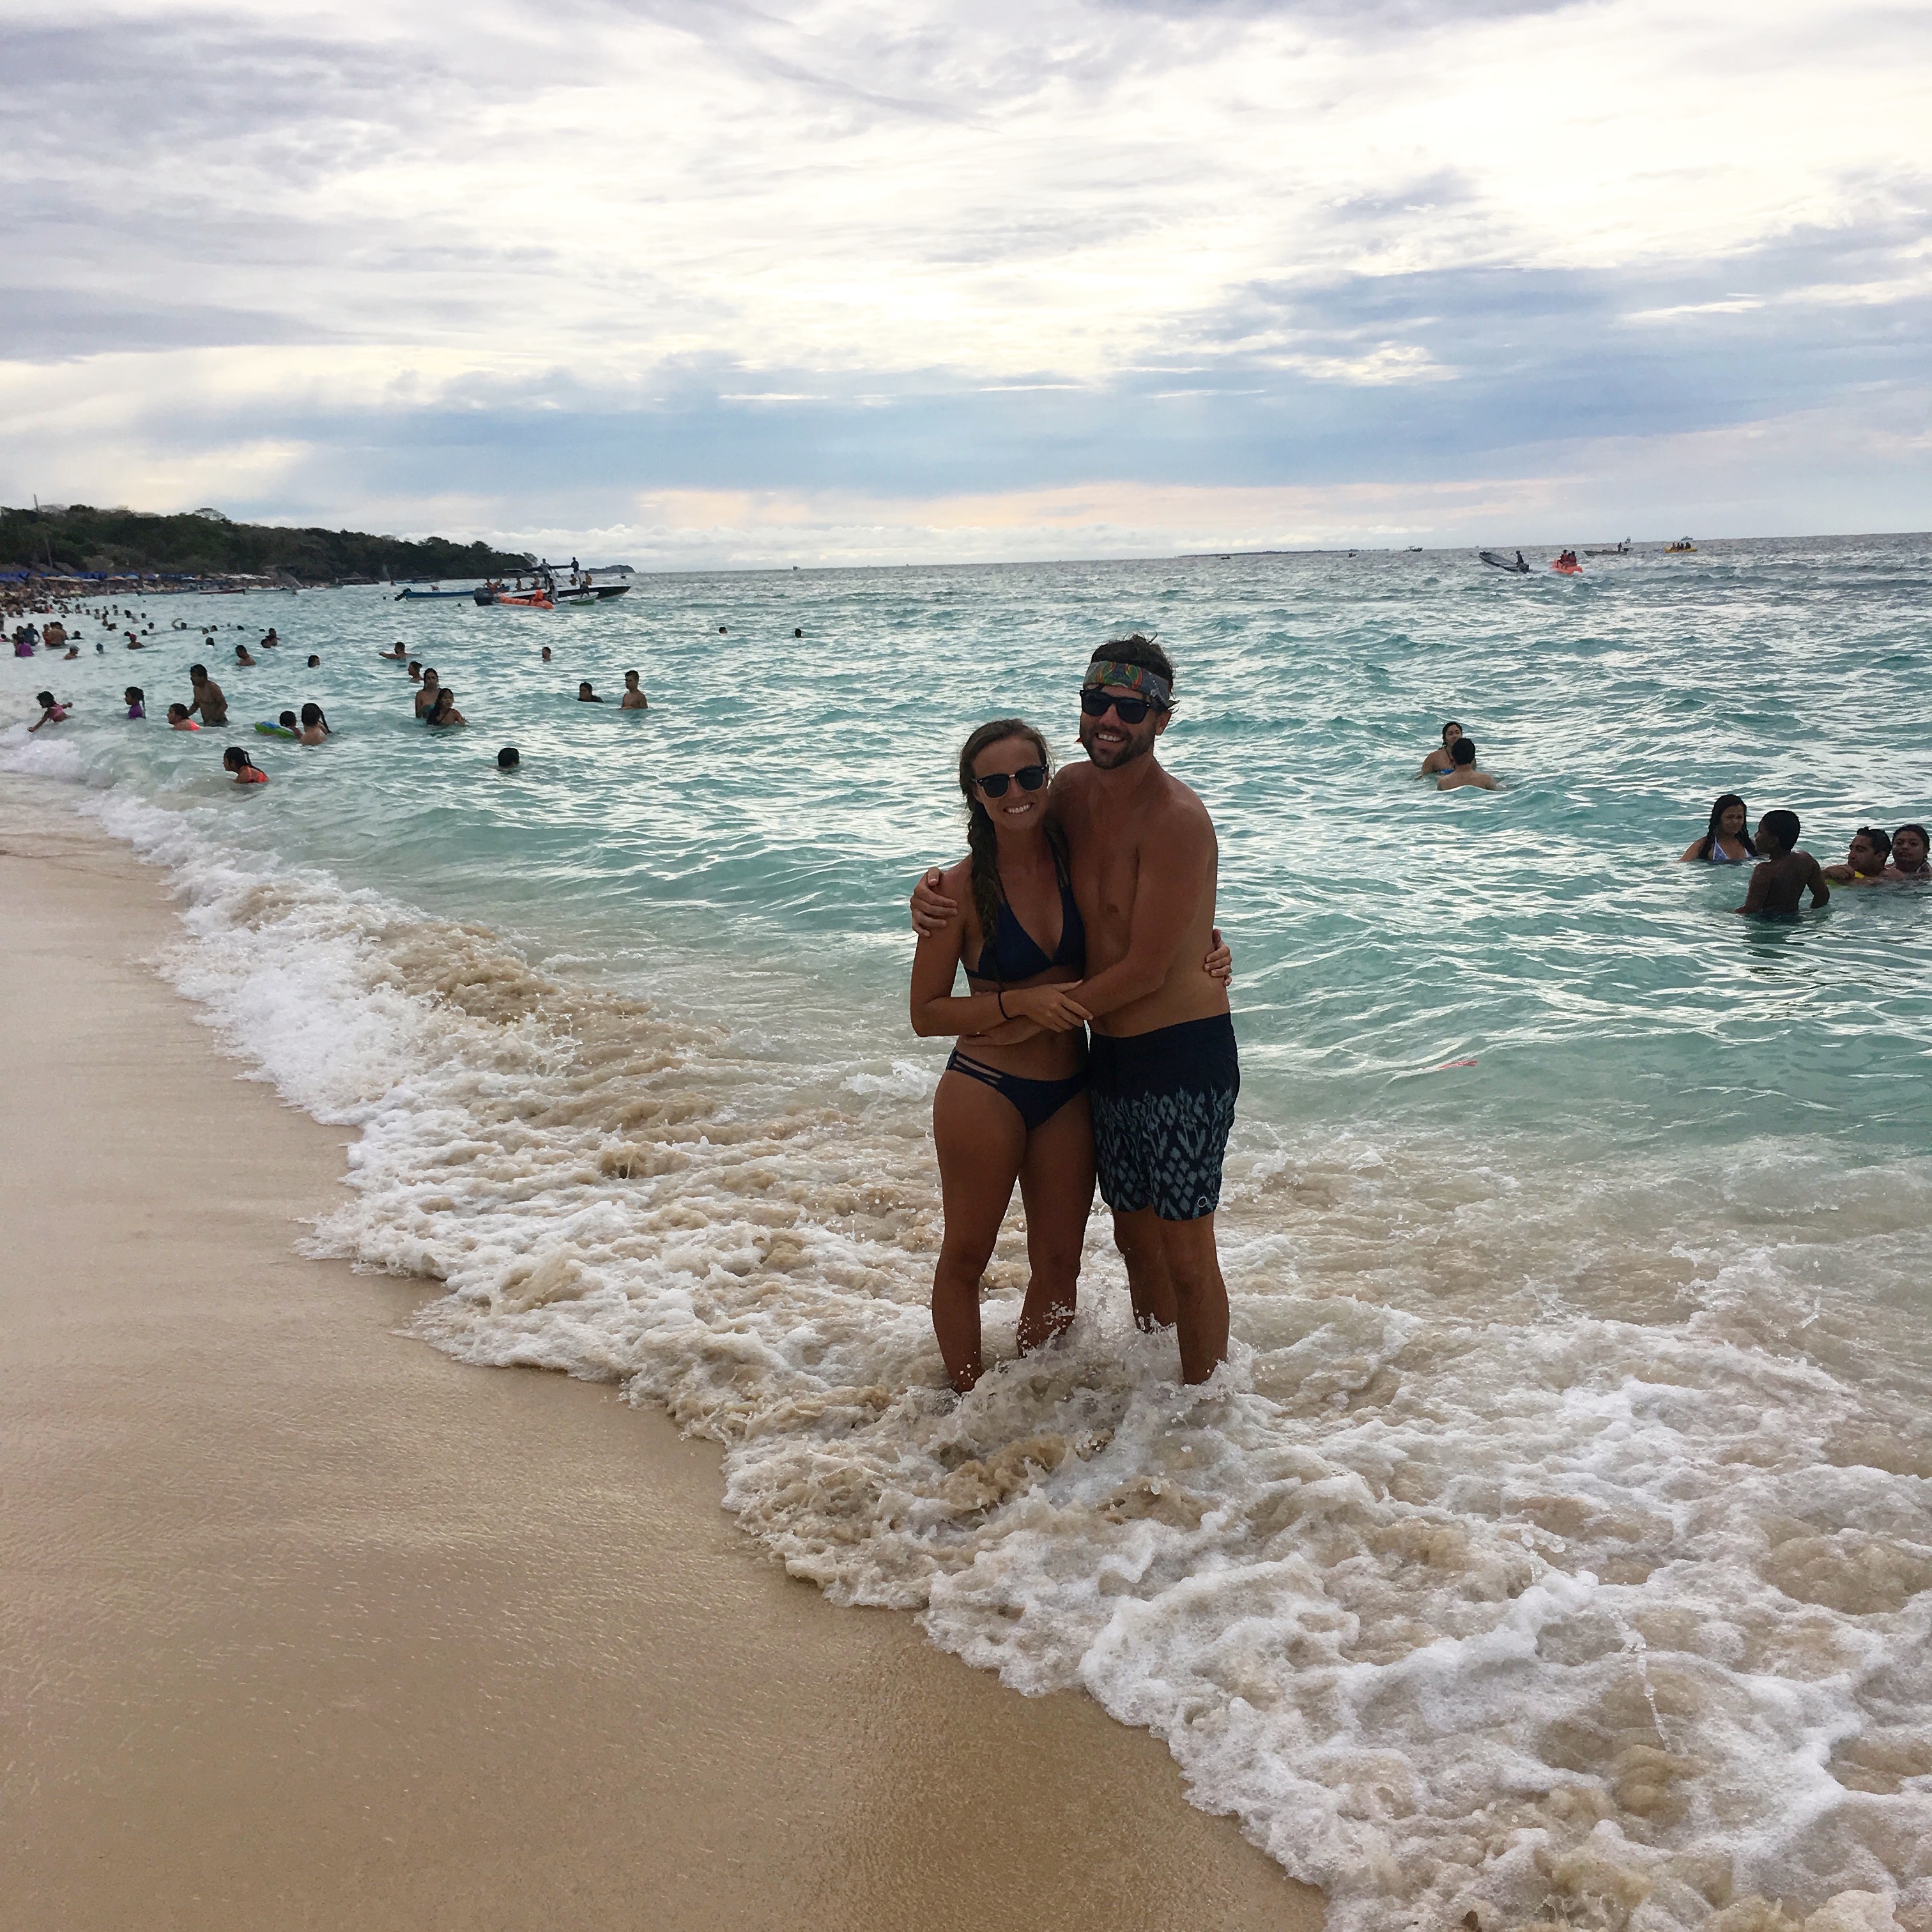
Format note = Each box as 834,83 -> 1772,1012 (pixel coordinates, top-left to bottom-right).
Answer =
1119,1210 -> 1227,1383
1112,1206 -> 1176,1331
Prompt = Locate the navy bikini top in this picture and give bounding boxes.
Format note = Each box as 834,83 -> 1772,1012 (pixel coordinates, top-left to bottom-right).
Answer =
971,846 -> 1085,982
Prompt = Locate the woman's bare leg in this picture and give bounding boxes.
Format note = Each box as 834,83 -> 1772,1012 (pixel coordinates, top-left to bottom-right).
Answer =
930,1071 -> 1026,1392
1015,1092 -> 1095,1355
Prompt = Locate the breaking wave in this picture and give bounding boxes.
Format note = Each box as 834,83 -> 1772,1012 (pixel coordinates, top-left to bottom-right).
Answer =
59,778 -> 1931,1932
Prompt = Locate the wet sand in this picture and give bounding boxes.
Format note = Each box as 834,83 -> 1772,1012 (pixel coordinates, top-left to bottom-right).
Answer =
0,794 -> 1322,1932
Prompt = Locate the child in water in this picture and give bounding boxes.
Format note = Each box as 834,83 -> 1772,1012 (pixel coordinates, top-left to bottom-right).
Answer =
1735,810 -> 1828,916
125,686 -> 146,719
29,692 -> 69,732
298,703 -> 331,744
1887,824 -> 1929,881
223,747 -> 269,786
167,704 -> 199,730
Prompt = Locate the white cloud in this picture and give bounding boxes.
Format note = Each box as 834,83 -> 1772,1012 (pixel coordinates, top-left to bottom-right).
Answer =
1,0 -> 1927,550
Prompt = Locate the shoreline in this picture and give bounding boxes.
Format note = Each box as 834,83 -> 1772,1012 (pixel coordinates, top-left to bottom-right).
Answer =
0,781 -> 1322,1932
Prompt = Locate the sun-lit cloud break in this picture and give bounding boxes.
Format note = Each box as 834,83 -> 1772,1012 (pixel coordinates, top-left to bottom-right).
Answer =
2,0 -> 1927,561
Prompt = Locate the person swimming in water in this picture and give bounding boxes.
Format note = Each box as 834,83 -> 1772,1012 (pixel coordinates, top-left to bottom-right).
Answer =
1418,721 -> 1464,778
1734,810 -> 1828,916
28,691 -> 69,732
124,686 -> 145,719
298,702 -> 331,744
167,704 -> 199,730
1436,738 -> 1496,791
425,687 -> 466,727
413,669 -> 441,717
234,642 -> 256,666
187,664 -> 227,726
222,747 -> 269,786
1885,823 -> 1929,881
1681,793 -> 1756,864
620,671 -> 648,710
1821,826 -> 1890,884
578,680 -> 602,702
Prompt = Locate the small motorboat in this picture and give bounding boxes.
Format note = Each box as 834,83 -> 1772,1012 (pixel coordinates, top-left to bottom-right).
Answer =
1584,540 -> 1632,556
394,586 -> 476,600
1666,537 -> 1696,553
554,583 -> 631,604
1478,549 -> 1531,574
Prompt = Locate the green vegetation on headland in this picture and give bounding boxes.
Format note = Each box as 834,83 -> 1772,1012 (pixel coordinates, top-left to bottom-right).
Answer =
0,503 -> 533,585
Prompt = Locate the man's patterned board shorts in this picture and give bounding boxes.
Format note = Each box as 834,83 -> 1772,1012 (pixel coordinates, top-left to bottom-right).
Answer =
1089,1013 -> 1240,1223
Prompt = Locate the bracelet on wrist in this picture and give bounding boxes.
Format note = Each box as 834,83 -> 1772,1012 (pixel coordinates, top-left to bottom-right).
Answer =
997,990 -> 1009,1020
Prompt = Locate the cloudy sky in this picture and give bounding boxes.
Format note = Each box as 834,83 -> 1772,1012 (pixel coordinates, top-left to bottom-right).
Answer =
3,0 -> 1927,564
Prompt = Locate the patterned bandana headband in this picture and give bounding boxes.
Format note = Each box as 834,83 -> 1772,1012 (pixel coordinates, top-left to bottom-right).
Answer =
1083,659 -> 1172,709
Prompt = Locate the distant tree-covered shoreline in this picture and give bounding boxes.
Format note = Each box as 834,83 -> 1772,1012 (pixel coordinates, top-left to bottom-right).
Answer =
0,504 -> 534,583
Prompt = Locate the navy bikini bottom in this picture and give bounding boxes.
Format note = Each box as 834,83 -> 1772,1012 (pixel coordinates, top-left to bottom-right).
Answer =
944,1049 -> 1089,1133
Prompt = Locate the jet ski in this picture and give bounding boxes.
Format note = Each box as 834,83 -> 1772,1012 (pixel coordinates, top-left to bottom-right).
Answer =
1478,549 -> 1531,574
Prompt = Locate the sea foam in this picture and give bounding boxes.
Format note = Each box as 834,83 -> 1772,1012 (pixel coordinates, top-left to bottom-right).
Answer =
37,774 -> 1928,1932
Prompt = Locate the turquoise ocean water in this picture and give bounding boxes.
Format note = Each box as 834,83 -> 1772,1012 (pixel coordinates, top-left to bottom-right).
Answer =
6,536 -> 1931,1928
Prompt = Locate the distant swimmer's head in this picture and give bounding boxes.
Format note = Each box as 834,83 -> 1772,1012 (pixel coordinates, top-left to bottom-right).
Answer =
167,703 -> 192,724
1848,827 -> 1890,875
35,690 -> 56,708
408,659 -> 422,678
190,663 -> 208,681
299,703 -> 326,728
794,627 -> 802,638
1441,721 -> 1464,748
423,667 -> 440,685
1080,634 -> 1173,771
279,710 -> 298,729
540,646 -> 552,662
1893,824 -> 1929,873
497,746 -> 521,770
307,654 -> 320,668
1757,809 -> 1800,857
1450,737 -> 1477,767
125,686 -> 144,705
624,670 -> 640,687
222,746 -> 253,773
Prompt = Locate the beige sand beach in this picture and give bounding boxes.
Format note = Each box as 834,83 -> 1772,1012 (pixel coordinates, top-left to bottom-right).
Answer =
0,791 -> 1324,1932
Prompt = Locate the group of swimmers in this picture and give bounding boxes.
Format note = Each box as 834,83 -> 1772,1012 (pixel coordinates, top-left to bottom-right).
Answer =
1418,720 -> 1496,790
1682,793 -> 1928,913
379,641 -> 648,724
1418,723 -> 1926,915
24,646 -> 335,788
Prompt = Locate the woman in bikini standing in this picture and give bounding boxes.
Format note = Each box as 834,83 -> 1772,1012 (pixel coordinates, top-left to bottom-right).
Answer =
909,717 -> 1227,1393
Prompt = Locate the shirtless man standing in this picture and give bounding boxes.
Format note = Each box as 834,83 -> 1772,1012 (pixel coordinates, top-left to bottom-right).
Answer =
915,636 -> 1236,1383
185,664 -> 228,726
